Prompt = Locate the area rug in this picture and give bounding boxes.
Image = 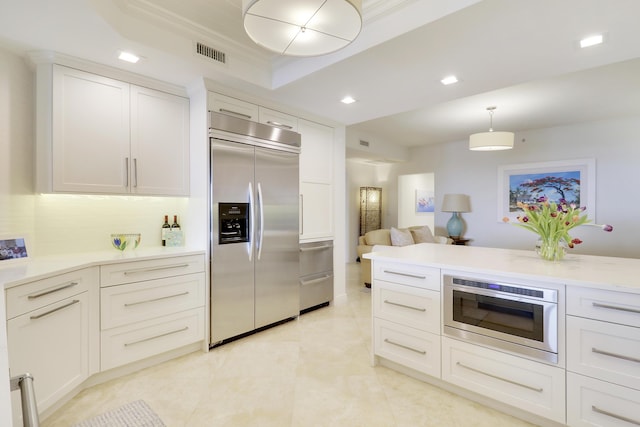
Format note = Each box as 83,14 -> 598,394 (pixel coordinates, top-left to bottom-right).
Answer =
71,400 -> 165,427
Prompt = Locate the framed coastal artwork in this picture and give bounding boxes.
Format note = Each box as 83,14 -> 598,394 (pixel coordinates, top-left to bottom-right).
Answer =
415,189 -> 435,213
497,158 -> 596,222
0,235 -> 29,264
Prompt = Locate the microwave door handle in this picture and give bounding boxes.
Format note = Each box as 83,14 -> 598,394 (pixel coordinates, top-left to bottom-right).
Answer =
248,182 -> 254,262
257,182 -> 264,260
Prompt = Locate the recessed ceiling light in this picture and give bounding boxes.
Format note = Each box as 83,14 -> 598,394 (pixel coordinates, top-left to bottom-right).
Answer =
580,34 -> 603,48
441,75 -> 459,85
341,96 -> 356,104
118,51 -> 140,63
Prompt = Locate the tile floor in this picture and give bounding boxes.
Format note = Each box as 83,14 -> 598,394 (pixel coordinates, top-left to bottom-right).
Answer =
42,263 -> 536,427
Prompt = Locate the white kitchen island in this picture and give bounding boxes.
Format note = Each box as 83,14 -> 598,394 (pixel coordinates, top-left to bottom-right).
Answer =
364,244 -> 640,427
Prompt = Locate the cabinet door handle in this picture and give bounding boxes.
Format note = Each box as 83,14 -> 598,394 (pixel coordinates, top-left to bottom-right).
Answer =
300,194 -> 304,235
123,263 -> 190,275
384,338 -> 426,355
219,108 -> 252,120
124,291 -> 189,307
300,275 -> 331,286
124,326 -> 189,347
125,157 -> 130,187
266,120 -> 293,130
592,302 -> 640,314
592,347 -> 640,364
592,405 -> 640,425
133,158 -> 138,188
456,362 -> 543,392
383,270 -> 427,280
30,299 -> 80,320
27,281 -> 78,299
383,300 -> 426,312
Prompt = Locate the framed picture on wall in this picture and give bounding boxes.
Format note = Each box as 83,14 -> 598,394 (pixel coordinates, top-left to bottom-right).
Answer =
415,189 -> 435,213
498,158 -> 596,222
0,235 -> 29,264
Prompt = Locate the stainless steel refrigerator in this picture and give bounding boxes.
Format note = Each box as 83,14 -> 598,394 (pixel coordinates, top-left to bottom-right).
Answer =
209,112 -> 301,345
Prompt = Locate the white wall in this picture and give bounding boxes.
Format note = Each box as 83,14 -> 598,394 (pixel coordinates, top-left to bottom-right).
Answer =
380,117 -> 640,259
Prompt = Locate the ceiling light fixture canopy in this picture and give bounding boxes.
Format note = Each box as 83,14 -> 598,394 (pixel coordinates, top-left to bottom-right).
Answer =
242,0 -> 362,57
469,106 -> 514,151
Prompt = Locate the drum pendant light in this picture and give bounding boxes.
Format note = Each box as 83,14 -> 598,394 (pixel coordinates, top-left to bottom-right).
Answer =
469,106 -> 514,151
242,0 -> 362,56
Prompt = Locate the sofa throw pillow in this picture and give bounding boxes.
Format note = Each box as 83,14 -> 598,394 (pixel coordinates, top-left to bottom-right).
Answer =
365,229 -> 392,246
411,226 -> 435,243
390,227 -> 414,246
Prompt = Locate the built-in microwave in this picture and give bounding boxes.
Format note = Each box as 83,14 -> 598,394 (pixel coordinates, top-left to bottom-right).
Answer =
443,274 -> 558,364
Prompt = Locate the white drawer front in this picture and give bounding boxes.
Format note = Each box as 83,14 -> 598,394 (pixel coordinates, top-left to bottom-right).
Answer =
442,337 -> 565,424
100,255 -> 204,287
5,267 -> 95,319
567,316 -> 640,390
567,372 -> 640,427
373,262 -> 440,290
101,273 -> 205,329
374,318 -> 441,378
101,308 -> 204,371
373,281 -> 440,334
567,286 -> 640,327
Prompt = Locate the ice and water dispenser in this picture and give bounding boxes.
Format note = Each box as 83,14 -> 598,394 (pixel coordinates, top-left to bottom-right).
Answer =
218,203 -> 249,244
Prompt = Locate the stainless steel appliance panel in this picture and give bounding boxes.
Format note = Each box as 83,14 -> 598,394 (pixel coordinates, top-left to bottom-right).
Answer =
254,146 -> 300,328
210,139 -> 256,342
299,240 -> 333,311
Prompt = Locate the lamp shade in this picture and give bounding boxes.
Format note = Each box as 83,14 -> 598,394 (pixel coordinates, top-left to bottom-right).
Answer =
441,194 -> 470,213
242,0 -> 362,56
469,131 -> 514,151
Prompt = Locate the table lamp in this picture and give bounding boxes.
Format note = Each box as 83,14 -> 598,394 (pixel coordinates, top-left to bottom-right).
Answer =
441,194 -> 471,239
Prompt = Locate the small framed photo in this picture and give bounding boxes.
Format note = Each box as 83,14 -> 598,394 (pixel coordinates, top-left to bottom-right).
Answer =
0,236 -> 29,264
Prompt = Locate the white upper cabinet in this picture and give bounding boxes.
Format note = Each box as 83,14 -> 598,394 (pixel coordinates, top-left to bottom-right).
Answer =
208,92 -> 259,121
259,107 -> 298,132
40,64 -> 189,196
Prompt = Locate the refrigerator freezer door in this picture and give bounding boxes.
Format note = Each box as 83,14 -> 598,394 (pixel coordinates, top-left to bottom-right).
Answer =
254,146 -> 300,328
210,139 -> 255,343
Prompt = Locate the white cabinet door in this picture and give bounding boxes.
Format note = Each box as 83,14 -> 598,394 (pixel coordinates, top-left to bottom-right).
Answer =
52,65 -> 130,194
300,182 -> 333,240
208,92 -> 259,121
298,119 -> 333,184
259,107 -> 298,131
8,292 -> 89,415
130,85 -> 190,196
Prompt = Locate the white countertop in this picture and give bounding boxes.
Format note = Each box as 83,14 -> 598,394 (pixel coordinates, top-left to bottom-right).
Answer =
0,247 -> 206,289
364,244 -> 640,293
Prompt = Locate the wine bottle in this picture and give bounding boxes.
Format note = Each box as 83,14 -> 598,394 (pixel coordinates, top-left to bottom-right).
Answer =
162,215 -> 171,246
171,215 -> 181,229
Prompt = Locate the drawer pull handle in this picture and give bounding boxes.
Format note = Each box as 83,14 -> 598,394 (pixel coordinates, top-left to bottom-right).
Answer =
30,299 -> 79,320
382,270 -> 426,280
27,282 -> 79,299
123,263 -> 190,275
266,120 -> 293,130
299,245 -> 333,252
300,275 -> 331,286
592,302 -> 640,314
383,300 -> 426,312
592,347 -> 640,364
219,108 -> 252,120
124,326 -> 189,347
456,362 -> 543,393
592,405 -> 640,426
124,291 -> 190,307
384,338 -> 426,355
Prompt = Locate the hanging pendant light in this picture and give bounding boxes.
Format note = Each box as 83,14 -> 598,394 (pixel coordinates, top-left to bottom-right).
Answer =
469,106 -> 514,151
242,0 -> 362,57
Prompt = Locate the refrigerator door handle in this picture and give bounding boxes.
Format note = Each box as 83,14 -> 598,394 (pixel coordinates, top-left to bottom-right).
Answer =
257,182 -> 264,260
248,182 -> 255,261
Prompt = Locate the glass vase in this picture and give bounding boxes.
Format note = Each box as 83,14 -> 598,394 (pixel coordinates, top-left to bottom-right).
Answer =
535,237 -> 566,261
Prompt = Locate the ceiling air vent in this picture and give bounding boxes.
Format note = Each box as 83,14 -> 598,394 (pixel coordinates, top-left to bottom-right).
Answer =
195,42 -> 226,64
359,140 -> 370,147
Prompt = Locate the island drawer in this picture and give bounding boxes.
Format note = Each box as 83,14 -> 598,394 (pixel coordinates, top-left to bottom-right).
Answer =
374,318 -> 441,378
567,286 -> 640,327
101,307 -> 204,371
567,372 -> 640,427
5,267 -> 96,319
567,316 -> 640,391
373,281 -> 440,334
100,255 -> 205,287
101,273 -> 205,329
373,262 -> 440,290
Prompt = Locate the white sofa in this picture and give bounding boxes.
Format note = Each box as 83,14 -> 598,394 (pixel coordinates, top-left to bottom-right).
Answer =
356,226 -> 451,287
